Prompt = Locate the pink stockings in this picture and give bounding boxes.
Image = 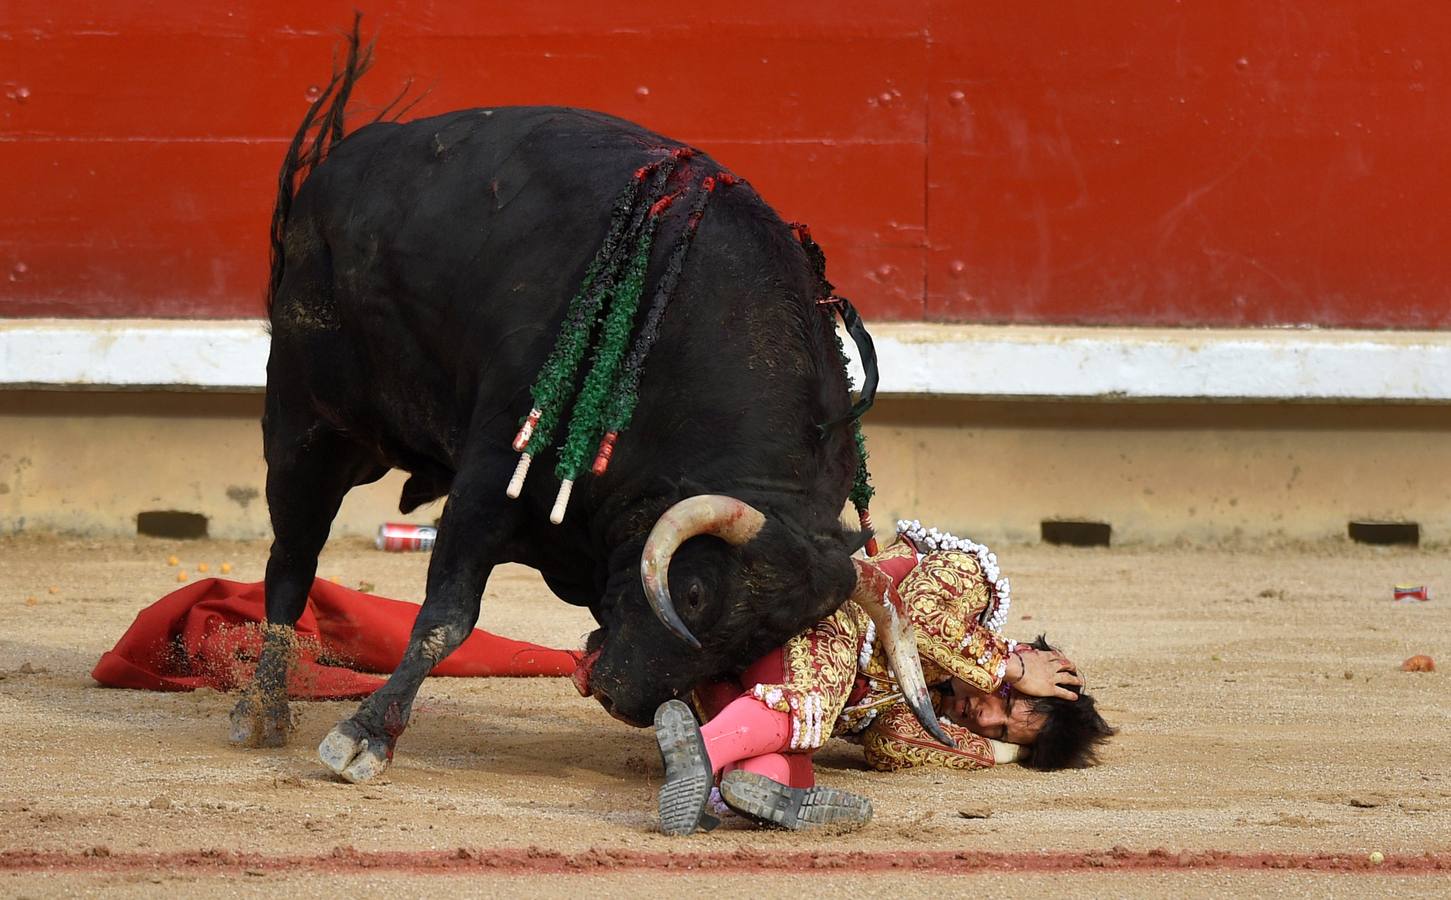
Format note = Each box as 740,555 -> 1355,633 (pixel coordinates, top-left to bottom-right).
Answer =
727,751 -> 815,788
699,695 -> 815,789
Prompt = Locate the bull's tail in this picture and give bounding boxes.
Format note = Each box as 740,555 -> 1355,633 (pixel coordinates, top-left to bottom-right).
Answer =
266,15 -> 375,314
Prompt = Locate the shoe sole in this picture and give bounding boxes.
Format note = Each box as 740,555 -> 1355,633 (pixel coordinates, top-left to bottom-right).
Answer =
654,699 -> 712,836
719,770 -> 873,831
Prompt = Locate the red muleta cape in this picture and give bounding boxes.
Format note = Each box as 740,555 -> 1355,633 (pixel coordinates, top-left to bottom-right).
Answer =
92,577 -> 581,700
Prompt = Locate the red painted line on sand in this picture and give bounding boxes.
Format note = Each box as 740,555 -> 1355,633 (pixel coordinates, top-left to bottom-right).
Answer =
1,847 -> 1447,876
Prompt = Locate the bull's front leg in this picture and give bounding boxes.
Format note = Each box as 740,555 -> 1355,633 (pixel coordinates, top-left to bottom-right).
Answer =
318,465 -> 518,783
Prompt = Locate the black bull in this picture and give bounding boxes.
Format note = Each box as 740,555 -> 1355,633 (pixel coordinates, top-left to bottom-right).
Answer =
229,51 -> 937,785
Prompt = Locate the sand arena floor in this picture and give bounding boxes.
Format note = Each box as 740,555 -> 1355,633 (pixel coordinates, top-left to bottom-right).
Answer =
1,534 -> 1448,897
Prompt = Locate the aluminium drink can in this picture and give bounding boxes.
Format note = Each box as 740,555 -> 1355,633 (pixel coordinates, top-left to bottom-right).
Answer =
1393,584 -> 1430,602
375,523 -> 437,552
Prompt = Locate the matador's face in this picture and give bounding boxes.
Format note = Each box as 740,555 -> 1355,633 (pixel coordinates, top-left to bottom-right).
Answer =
944,678 -> 1047,745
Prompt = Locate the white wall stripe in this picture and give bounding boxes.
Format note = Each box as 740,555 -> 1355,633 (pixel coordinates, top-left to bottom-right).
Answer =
3,318 -> 1451,401
1,320 -> 271,391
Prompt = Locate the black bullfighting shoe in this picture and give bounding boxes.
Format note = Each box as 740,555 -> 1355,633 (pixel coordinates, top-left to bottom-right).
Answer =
653,699 -> 714,836
718,770 -> 873,831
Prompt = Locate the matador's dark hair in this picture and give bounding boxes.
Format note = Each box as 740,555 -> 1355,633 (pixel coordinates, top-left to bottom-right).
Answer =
1022,634 -> 1116,771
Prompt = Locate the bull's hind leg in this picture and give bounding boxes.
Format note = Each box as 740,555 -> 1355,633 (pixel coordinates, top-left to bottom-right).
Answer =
229,416 -> 384,747
318,458 -> 517,783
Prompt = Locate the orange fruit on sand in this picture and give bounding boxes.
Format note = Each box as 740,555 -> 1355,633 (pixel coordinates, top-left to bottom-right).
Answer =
167,555 -> 179,566
220,562 -> 233,574
1401,655 -> 1436,673
198,562 -> 209,573
176,571 -> 189,583
47,586 -> 59,595
25,596 -> 38,607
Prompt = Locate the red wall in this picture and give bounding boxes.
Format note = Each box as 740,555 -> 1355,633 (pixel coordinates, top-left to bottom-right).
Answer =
3,2 -> 1448,327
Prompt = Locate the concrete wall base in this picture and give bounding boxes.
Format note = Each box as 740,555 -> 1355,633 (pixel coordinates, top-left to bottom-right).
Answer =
1,391 -> 1445,546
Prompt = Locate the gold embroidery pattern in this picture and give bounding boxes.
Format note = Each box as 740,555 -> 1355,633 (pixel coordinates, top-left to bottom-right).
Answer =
753,538 -> 1011,748
860,703 -> 996,772
841,642 -> 955,732
870,538 -> 917,569
840,542 -> 1006,733
751,603 -> 867,749
836,685 -> 901,735
895,549 -> 1009,693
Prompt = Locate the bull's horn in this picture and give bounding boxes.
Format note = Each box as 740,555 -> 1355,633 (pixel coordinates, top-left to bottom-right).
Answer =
639,495 -> 767,648
849,558 -> 957,749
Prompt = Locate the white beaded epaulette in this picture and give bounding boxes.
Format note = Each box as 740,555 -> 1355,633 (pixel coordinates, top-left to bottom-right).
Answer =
895,519 -> 1012,634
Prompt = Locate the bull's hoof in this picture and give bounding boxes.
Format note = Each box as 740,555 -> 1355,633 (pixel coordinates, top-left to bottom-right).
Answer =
718,770 -> 873,831
228,693 -> 293,748
318,719 -> 390,784
653,699 -> 713,836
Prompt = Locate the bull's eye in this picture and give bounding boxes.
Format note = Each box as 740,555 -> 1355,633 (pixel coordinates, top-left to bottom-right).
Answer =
685,581 -> 704,609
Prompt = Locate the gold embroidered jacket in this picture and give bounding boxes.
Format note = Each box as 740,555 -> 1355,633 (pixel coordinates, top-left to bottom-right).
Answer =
749,537 -> 1013,758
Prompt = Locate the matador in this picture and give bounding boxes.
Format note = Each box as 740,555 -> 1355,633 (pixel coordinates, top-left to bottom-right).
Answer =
653,520 -> 1114,834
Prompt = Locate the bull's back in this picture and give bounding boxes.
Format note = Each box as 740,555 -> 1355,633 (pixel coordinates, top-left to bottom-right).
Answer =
292,105 -> 683,333
272,107 -> 693,459
271,105 -> 846,507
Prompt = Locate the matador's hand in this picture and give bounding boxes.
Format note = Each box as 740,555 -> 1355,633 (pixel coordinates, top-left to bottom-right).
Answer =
1006,648 -> 1083,700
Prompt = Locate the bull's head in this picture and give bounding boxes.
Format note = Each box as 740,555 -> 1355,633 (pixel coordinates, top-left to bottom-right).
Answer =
577,494 -> 954,748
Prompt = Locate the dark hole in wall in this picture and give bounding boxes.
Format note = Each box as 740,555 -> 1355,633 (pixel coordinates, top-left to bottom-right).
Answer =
137,511 -> 209,539
1348,521 -> 1419,546
1041,520 -> 1112,547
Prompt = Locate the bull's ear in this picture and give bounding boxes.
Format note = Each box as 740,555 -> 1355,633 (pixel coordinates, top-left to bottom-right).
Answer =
839,526 -> 873,557
800,532 -> 863,622
743,519 -> 865,628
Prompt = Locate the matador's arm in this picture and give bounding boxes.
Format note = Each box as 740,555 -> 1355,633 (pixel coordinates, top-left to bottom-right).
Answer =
900,550 -> 1018,693
860,702 -> 1022,772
